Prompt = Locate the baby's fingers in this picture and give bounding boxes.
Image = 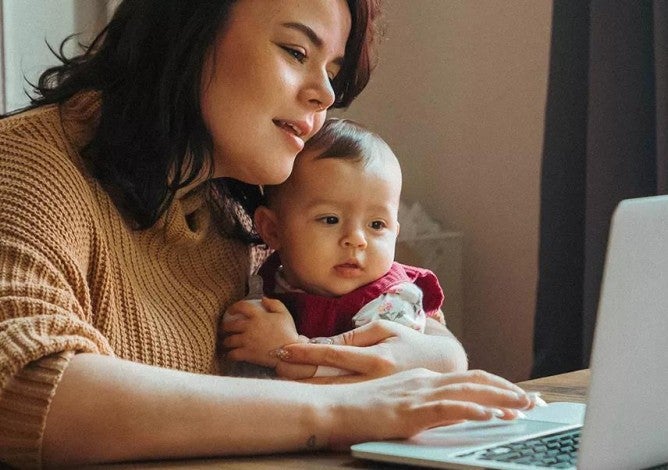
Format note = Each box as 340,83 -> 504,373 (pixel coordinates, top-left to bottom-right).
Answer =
220,316 -> 249,333
260,297 -> 291,315
222,333 -> 245,349
224,299 -> 266,320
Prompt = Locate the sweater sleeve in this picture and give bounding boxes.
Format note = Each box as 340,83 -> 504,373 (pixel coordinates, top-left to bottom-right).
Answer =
0,114 -> 114,468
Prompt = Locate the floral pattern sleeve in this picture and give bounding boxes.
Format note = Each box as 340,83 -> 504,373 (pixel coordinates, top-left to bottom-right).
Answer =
351,282 -> 428,333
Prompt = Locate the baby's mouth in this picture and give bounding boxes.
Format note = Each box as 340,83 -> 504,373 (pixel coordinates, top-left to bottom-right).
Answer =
335,260 -> 363,271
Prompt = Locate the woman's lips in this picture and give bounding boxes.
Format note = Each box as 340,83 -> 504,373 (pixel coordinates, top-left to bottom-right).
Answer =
273,119 -> 309,152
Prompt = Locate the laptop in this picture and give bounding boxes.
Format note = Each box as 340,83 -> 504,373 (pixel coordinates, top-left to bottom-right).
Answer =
351,195 -> 668,469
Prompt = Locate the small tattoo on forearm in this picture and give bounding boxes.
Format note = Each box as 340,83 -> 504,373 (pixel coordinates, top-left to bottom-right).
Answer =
306,435 -> 317,448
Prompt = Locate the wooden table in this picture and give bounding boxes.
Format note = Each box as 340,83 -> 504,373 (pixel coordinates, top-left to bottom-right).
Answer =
93,370 -> 590,469
516,369 -> 589,405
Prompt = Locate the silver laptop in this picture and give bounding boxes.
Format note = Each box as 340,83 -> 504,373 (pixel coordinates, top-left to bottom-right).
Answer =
352,195 -> 668,469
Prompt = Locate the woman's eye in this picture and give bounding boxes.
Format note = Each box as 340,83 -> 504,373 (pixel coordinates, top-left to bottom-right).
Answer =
370,221 -> 386,230
282,46 -> 306,63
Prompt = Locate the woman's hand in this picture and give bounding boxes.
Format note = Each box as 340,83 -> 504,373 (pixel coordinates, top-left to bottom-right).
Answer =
325,367 -> 534,449
277,319 -> 468,382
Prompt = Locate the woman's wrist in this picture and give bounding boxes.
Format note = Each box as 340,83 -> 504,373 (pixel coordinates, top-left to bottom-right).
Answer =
313,384 -> 353,450
296,383 -> 343,451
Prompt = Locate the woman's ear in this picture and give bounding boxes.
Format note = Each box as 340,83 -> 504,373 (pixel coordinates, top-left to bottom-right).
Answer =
254,206 -> 282,250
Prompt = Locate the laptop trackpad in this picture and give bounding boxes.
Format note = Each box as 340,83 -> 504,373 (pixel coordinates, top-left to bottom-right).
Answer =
409,419 -> 571,450
352,403 -> 586,460
407,402 -> 585,453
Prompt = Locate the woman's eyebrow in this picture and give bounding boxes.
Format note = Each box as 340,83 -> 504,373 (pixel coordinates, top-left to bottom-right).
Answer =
281,22 -> 345,66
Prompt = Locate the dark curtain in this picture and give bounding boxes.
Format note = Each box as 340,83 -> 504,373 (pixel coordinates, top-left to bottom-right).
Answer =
532,0 -> 668,378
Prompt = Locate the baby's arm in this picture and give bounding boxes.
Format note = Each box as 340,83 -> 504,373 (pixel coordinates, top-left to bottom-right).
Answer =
352,282 -> 427,332
221,298 -> 317,379
352,283 -> 467,373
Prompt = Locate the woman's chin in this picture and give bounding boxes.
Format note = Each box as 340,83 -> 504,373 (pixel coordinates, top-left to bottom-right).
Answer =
252,165 -> 295,186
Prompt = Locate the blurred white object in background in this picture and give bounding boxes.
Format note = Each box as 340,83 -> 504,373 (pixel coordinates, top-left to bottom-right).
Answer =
396,200 -> 464,339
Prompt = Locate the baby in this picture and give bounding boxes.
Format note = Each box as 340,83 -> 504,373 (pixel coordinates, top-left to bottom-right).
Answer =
222,118 -> 445,379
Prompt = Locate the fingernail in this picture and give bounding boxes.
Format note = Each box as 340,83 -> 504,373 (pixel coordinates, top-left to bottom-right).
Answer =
309,337 -> 334,344
491,408 -> 505,418
528,392 -> 547,407
268,348 -> 291,360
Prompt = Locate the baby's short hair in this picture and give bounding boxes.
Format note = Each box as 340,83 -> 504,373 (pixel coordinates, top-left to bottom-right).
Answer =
303,117 -> 387,166
262,118 -> 395,207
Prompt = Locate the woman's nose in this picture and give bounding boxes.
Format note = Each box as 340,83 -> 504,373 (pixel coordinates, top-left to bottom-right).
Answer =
304,69 -> 336,112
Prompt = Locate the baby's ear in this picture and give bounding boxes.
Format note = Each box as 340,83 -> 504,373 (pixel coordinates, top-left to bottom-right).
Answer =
254,206 -> 281,250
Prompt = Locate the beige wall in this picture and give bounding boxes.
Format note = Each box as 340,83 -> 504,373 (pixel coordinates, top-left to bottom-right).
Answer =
335,1 -> 552,381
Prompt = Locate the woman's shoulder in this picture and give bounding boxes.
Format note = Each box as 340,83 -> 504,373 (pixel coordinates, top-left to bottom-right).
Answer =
1,102 -> 60,132
1,98 -> 95,179
1,103 -> 75,165
0,102 -> 102,232
1,92 -> 100,159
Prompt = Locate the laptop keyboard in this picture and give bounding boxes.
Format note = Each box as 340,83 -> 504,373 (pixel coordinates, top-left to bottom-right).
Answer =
463,428 -> 580,468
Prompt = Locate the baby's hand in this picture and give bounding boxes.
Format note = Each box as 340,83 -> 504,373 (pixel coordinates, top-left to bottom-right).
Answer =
221,297 -> 300,368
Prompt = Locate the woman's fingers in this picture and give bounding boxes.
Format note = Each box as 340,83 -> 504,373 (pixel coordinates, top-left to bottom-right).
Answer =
414,399 -> 499,424
437,369 -> 530,399
419,370 -> 532,411
282,348 -> 532,408
327,320 -> 398,347
434,382 -> 531,410
407,402 -> 526,435
280,321 -> 405,374
298,374 -> 368,385
324,368 -> 537,450
283,321 -> 437,377
281,342 -> 396,376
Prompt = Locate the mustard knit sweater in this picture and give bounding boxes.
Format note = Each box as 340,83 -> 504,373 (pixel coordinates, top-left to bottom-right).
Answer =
0,93 -> 249,468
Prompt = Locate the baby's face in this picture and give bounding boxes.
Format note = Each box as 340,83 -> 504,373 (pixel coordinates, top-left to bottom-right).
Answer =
272,149 -> 402,297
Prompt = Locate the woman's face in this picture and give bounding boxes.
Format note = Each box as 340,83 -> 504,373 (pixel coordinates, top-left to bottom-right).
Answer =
201,0 -> 352,185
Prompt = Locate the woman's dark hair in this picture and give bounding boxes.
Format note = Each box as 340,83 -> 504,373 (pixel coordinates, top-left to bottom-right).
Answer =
27,0 -> 382,239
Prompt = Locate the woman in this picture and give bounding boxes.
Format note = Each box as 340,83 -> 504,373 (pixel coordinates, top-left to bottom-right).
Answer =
0,0 -> 533,467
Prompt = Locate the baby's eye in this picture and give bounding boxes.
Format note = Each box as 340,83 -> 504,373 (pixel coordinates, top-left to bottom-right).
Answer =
318,216 -> 339,225
282,46 -> 307,63
370,220 -> 386,230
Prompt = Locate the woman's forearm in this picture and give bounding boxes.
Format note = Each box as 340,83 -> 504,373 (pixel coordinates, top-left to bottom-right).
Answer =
42,353 -> 332,465
42,354 -> 536,466
422,318 -> 469,372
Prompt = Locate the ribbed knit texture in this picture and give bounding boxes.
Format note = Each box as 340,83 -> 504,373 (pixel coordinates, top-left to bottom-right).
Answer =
0,93 -> 249,468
